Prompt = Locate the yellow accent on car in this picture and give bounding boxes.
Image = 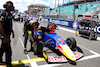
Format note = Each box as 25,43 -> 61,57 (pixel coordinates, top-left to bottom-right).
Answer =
44,32 -> 48,33
38,30 -> 42,32
60,45 -> 76,61
43,52 -> 48,60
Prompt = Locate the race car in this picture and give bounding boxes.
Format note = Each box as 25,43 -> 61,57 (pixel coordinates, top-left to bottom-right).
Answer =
33,21 -> 84,63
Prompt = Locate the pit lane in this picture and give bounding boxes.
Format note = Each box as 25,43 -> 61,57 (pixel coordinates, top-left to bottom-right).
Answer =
0,22 -> 100,67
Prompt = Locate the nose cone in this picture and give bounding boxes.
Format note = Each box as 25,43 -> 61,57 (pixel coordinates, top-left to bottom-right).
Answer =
60,45 -> 76,61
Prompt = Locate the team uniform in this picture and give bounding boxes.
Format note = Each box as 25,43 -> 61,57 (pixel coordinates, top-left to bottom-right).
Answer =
23,20 -> 33,54
0,10 -> 13,66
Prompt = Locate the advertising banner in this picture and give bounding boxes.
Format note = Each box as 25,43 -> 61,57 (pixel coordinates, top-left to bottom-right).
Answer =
28,16 -> 100,35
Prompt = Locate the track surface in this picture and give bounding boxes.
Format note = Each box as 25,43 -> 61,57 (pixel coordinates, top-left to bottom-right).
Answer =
0,21 -> 100,67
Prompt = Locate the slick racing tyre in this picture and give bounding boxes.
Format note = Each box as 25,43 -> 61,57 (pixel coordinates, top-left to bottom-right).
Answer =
34,40 -> 43,55
86,30 -> 91,36
79,29 -> 83,34
79,29 -> 87,35
82,29 -> 87,35
66,37 -> 77,51
86,30 -> 95,37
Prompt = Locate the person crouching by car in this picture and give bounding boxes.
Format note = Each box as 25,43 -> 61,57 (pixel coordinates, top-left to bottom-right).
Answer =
24,20 -> 39,54
23,19 -> 32,54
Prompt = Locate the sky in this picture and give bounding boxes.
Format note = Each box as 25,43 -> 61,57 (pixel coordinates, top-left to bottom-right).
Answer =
0,0 -> 72,12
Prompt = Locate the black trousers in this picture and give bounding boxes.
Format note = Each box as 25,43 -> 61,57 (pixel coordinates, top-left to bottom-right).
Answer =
0,35 -> 12,66
24,30 -> 32,49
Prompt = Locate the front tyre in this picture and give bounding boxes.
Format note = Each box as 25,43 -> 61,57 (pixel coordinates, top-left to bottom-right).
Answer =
66,37 -> 77,51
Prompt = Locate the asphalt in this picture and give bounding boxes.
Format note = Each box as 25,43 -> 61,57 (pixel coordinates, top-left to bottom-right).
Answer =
0,21 -> 100,67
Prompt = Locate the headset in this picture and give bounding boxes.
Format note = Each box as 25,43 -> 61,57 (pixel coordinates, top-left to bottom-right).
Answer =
3,1 -> 14,10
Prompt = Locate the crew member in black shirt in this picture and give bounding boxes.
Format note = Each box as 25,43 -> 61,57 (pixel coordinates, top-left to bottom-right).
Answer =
23,19 -> 33,54
0,1 -> 15,67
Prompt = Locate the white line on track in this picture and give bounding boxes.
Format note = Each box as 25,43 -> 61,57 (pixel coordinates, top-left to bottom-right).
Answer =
58,27 -> 74,33
78,44 -> 100,55
97,37 -> 100,40
19,37 -> 38,67
38,64 -> 61,67
77,44 -> 100,61
79,54 -> 100,61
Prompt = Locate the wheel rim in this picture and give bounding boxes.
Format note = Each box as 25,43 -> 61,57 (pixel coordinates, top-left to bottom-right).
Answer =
91,31 -> 94,37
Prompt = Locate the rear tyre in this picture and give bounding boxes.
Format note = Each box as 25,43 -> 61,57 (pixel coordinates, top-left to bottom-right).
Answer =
66,37 -> 77,51
79,29 -> 83,34
83,29 -> 87,35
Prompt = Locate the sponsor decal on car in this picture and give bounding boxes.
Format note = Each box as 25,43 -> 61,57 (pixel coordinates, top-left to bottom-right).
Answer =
74,52 -> 83,60
56,44 -> 63,51
48,56 -> 68,62
55,40 -> 64,51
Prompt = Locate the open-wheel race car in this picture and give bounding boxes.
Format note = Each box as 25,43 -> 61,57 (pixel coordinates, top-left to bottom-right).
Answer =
33,21 -> 84,63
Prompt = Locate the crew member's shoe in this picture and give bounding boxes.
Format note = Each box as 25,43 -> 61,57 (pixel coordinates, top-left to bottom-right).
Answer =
24,49 -> 28,54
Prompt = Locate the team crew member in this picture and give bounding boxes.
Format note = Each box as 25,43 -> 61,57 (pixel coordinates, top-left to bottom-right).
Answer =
27,20 -> 39,50
39,16 -> 42,23
23,19 -> 33,54
0,1 -> 15,67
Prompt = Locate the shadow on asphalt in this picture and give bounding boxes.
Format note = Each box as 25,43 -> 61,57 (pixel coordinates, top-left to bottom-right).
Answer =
13,64 -> 29,67
12,60 -> 29,67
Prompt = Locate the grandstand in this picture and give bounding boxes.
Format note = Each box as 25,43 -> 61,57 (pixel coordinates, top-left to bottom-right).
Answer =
27,4 -> 48,16
38,0 -> 100,20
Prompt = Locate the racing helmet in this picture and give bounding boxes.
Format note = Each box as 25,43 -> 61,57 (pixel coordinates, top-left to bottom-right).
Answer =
48,25 -> 55,31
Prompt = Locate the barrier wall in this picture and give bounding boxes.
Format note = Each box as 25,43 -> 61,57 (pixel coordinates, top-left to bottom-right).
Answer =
27,16 -> 100,35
